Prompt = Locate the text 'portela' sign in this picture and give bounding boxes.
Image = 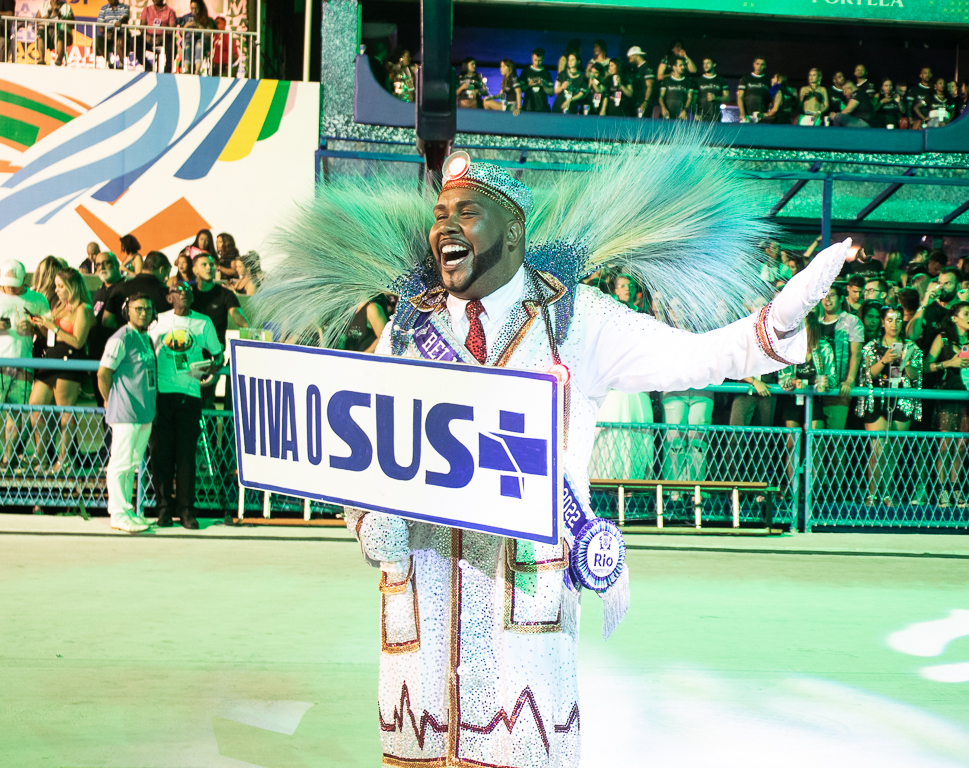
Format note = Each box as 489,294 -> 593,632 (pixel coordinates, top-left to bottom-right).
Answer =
230,340 -> 563,545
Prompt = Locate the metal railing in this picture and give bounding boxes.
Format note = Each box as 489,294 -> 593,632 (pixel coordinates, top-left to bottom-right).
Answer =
2,358 -> 968,529
0,17 -> 257,78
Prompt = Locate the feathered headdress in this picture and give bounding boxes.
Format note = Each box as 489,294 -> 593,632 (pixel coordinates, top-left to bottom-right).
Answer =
253,127 -> 775,344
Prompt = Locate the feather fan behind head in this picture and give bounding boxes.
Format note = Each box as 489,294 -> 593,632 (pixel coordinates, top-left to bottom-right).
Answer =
527,125 -> 775,332
253,174 -> 432,346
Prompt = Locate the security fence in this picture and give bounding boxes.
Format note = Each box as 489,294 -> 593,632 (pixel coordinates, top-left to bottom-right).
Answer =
2,356 -> 969,530
588,422 -> 801,526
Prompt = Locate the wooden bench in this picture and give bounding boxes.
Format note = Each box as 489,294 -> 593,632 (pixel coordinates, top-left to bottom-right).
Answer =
589,479 -> 782,530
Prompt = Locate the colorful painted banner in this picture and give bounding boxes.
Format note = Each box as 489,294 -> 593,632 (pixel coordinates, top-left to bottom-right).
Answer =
0,66 -> 318,270
13,0 -> 248,29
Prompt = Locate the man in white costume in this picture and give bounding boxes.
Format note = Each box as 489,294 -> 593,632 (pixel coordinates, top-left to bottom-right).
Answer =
332,154 -> 850,768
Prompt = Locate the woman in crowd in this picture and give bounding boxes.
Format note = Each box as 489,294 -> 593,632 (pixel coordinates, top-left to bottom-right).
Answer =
388,49 -> 417,103
857,305 -> 923,506
168,252 -> 194,287
36,0 -> 74,66
231,251 -> 262,296
182,0 -> 218,74
192,228 -> 217,259
483,59 -> 522,114
552,52 -> 589,114
875,78 -> 903,129
779,312 -> 834,486
914,77 -> 952,127
557,39 -> 581,76
119,234 -> 142,276
600,58 -> 634,117
27,268 -> 94,474
29,256 -> 65,359
340,297 -> 388,354
926,302 -> 969,507
859,300 -> 883,344
799,68 -> 828,125
457,58 -> 485,109
216,232 -> 239,280
590,275 -> 654,481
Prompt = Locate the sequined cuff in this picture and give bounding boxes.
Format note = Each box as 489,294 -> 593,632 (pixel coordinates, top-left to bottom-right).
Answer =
755,301 -> 802,366
358,511 -> 411,563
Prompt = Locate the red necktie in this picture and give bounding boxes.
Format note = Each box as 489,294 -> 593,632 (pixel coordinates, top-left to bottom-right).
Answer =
465,299 -> 487,364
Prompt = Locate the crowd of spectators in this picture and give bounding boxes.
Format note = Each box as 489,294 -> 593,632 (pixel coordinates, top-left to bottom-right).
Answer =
1,0 -> 232,74
590,240 -> 969,507
0,228 -> 264,531
382,39 -> 965,128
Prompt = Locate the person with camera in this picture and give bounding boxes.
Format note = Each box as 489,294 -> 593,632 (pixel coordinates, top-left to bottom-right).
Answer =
0,261 -> 49,471
857,306 -> 923,506
98,293 -> 157,533
926,302 -> 969,506
599,58 -> 634,117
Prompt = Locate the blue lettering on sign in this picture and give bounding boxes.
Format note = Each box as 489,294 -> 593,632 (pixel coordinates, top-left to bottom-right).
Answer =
478,410 -> 548,498
306,385 -> 324,466
237,376 -> 299,461
328,390 -> 373,472
376,395 -> 423,481
424,403 -> 475,488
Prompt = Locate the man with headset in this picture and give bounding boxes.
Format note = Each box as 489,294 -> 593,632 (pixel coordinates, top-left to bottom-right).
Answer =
98,293 -> 158,533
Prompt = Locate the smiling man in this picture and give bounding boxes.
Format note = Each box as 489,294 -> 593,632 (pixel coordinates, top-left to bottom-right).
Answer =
310,152 -> 854,768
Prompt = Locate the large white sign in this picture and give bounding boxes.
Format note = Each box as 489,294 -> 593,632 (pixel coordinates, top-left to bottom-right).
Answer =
231,341 -> 563,545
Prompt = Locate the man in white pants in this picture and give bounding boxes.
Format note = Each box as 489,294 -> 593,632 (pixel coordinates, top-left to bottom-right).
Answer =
97,293 -> 157,533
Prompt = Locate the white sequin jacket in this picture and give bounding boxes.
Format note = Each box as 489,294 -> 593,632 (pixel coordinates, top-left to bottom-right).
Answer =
346,265 -> 806,768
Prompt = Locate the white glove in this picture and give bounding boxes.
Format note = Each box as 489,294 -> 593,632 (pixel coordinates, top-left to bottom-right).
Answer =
358,512 -> 410,564
772,238 -> 851,333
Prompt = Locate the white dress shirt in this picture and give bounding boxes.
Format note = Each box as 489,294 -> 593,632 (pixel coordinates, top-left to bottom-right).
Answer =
444,264 -> 526,350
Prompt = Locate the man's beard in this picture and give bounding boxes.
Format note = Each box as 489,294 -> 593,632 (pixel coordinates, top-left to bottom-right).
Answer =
437,235 -> 505,294
942,286 -> 957,302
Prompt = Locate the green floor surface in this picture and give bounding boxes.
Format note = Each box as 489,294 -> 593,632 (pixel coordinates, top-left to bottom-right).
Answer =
1,530 -> 968,767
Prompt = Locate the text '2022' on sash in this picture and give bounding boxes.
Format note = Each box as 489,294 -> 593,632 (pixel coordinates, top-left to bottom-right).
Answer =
230,340 -> 563,544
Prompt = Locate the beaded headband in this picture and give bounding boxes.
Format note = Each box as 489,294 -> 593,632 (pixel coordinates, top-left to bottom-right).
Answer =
440,151 -> 532,225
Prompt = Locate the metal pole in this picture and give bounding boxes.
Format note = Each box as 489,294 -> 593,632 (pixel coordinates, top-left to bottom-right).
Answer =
262,490 -> 271,518
732,487 -> 740,528
804,394 -> 814,533
618,485 -> 625,528
255,0 -> 261,78
302,0 -> 312,81
303,497 -> 311,521
694,485 -> 701,529
237,484 -> 245,520
821,174 -> 833,248
656,484 -> 663,529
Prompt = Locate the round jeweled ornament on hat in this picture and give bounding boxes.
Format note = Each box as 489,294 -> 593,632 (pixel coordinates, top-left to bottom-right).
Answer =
443,151 -> 471,182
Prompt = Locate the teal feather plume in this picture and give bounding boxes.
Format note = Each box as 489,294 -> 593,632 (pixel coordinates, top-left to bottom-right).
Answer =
253,175 -> 433,347
526,126 -> 776,332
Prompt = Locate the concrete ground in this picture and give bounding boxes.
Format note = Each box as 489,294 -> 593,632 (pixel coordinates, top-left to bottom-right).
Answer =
2,514 -> 969,767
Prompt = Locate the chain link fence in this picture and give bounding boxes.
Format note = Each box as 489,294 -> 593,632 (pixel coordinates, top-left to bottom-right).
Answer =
807,428 -> 969,529
5,398 -> 969,531
589,422 -> 801,525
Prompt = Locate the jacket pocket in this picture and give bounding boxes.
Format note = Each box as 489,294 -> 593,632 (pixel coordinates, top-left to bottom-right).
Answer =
380,558 -> 420,653
503,539 -> 568,633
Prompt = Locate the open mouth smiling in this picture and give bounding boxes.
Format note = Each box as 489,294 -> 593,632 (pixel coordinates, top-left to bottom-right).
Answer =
440,241 -> 472,269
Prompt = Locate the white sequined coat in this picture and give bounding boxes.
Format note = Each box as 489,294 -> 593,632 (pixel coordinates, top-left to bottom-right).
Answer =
346,265 -> 804,768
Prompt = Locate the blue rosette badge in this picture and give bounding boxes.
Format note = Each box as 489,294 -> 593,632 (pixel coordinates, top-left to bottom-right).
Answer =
571,518 -> 625,593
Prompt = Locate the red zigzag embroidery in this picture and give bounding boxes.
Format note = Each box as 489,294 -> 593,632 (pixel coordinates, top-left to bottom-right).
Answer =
380,682 -> 580,755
